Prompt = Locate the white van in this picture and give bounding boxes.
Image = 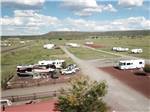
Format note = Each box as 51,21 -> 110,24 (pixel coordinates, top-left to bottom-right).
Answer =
118,59 -> 145,70
0,99 -> 12,106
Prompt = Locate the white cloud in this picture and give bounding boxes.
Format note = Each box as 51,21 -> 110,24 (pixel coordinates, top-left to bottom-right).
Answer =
1,10 -> 60,35
63,17 -> 150,31
1,10 -> 150,35
56,27 -> 79,31
101,4 -> 117,12
1,10 -> 60,26
1,0 -> 45,6
118,0 -> 144,6
62,0 -> 117,16
63,0 -> 98,8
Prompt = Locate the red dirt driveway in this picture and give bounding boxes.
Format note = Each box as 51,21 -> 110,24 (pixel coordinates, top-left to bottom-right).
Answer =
85,44 -> 104,48
100,67 -> 150,98
4,99 -> 59,112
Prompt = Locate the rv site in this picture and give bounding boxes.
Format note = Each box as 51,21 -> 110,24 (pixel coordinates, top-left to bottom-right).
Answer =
1,1 -> 150,112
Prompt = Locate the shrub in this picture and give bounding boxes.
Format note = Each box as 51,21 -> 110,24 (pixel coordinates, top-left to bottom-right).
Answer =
143,64 -> 150,73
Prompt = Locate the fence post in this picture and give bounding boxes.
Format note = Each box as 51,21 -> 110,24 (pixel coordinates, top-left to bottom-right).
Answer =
11,96 -> 15,102
33,93 -> 36,100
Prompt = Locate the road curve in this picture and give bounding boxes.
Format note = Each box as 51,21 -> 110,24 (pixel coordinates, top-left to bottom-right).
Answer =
60,46 -> 150,112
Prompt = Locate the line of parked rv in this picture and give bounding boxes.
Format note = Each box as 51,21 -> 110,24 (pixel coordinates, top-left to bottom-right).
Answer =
17,59 -> 80,79
112,47 -> 143,53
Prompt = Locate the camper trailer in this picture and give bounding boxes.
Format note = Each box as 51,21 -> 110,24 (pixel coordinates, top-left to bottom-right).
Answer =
85,41 -> 94,45
43,44 -> 55,49
38,59 -> 65,69
131,48 -> 143,54
66,43 -> 80,47
112,47 -> 129,52
33,68 -> 55,73
118,59 -> 145,70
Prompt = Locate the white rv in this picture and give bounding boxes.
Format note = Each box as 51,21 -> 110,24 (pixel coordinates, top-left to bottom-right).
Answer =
38,59 -> 65,68
112,47 -> 129,52
43,44 -> 55,49
85,41 -> 94,45
118,59 -> 145,70
66,43 -> 80,47
131,48 -> 143,54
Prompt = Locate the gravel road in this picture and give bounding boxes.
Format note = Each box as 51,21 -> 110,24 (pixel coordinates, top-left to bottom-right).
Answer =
60,46 -> 150,112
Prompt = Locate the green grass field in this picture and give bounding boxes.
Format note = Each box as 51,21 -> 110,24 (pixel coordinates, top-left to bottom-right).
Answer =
68,47 -> 118,60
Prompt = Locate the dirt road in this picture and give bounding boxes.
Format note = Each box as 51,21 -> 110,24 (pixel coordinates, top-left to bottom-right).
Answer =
60,46 -> 150,112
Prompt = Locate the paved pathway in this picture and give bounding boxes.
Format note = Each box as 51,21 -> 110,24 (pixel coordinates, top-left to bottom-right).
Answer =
60,46 -> 150,112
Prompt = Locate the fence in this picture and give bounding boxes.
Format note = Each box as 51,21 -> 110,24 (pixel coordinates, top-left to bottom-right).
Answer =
2,90 -> 69,102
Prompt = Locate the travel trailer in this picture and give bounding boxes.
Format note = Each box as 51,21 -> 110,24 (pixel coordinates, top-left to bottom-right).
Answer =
33,68 -> 55,73
17,72 -> 41,79
118,59 -> 145,70
66,43 -> 80,47
112,47 -> 129,52
43,44 -> 55,49
38,59 -> 65,68
131,48 -> 143,53
85,41 -> 94,45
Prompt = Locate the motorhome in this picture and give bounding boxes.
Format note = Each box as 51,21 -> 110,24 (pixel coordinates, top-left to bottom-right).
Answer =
131,48 -> 143,53
118,59 -> 145,70
38,59 -> 65,68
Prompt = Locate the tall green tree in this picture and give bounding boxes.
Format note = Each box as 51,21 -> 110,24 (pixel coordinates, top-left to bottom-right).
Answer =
55,76 -> 108,112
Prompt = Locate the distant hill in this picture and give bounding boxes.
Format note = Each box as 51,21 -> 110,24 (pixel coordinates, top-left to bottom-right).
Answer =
2,30 -> 150,40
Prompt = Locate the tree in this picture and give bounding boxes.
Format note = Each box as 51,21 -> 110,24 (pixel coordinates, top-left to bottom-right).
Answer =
55,76 -> 108,112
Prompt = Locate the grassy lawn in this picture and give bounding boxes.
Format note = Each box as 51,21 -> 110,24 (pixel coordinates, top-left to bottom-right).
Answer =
68,47 -> 118,60
1,40 -> 73,87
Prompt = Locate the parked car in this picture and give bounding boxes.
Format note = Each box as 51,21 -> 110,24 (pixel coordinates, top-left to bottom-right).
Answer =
61,68 -> 76,75
67,64 -> 80,71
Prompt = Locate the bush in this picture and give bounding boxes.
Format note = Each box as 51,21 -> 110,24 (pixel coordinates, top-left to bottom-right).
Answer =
144,64 -> 150,73
55,76 -> 108,112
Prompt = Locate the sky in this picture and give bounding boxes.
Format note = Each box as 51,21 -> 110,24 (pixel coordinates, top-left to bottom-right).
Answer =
0,0 -> 150,36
